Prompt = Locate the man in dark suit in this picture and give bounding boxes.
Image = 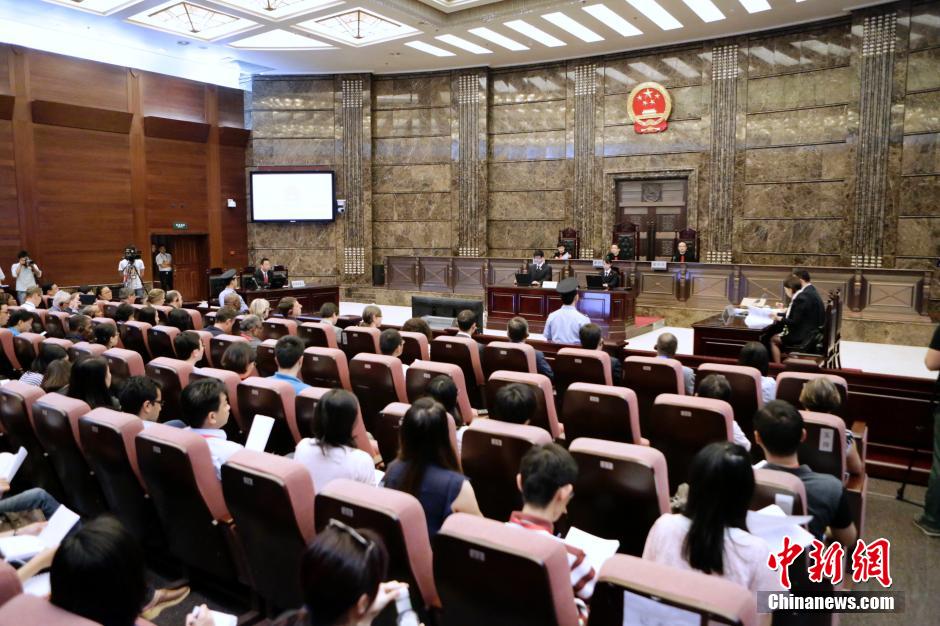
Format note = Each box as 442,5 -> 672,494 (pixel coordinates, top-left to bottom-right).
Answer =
254,258 -> 273,288
527,250 -> 552,286
769,272 -> 826,363
671,241 -> 697,263
599,258 -> 620,290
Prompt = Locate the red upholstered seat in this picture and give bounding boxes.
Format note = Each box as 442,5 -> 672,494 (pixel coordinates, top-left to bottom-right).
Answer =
460,419 -> 552,521
373,402 -> 458,468
400,331 -> 430,365
294,387 -> 373,456
561,383 -> 643,445
221,450 -> 316,612
698,362 -> 764,445
752,467 -> 809,516
622,355 -> 685,432
190,330 -> 213,367
45,310 -> 70,338
0,328 -> 22,372
263,318 -> 298,340
553,347 -> 612,402
567,438 -> 669,557
343,326 -> 381,357
184,308 -> 203,330
482,341 -> 536,378
487,370 -> 562,439
434,513 -> 580,626
255,339 -> 278,377
405,360 -> 474,427
104,348 -> 146,387
190,367 -> 244,434
776,372 -> 848,417
236,376 -> 297,453
0,594 -> 100,626
298,322 -> 338,349
147,325 -> 180,360
431,335 -> 485,408
0,382 -> 63,499
120,321 -> 152,361
349,353 -> 408,433
13,332 -> 43,372
145,357 -> 193,423
0,560 -> 22,607
300,347 -> 351,390
42,337 -> 73,352
68,341 -> 107,361
209,333 -> 248,369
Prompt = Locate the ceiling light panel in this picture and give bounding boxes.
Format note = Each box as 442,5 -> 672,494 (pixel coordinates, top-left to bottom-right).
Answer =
41,0 -> 143,16
405,41 -> 455,57
582,5 -> 642,37
542,12 -> 603,43
228,28 -> 332,48
467,27 -> 528,51
504,20 -> 565,47
738,0 -> 771,13
211,0 -> 341,21
435,34 -> 491,54
681,0 -> 724,23
296,7 -> 418,47
127,1 -> 257,41
624,0 -> 682,31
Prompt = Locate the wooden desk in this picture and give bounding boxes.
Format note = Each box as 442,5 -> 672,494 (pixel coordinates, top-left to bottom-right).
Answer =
486,286 -> 634,341
240,285 -> 339,315
692,313 -> 768,358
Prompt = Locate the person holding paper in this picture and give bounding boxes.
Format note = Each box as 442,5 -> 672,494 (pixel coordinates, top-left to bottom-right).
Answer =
508,443 -> 598,623
180,379 -> 242,480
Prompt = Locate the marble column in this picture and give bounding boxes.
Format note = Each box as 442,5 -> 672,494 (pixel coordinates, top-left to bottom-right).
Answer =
455,71 -> 487,256
573,62 -> 596,258
340,76 -> 371,279
706,43 -> 738,264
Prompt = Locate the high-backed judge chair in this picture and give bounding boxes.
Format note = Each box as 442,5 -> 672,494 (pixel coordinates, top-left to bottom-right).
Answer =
557,227 -> 580,260
431,335 -> 486,409
611,221 -> 639,261
349,353 -> 408,433
300,347 -> 351,390
235,376 -> 297,453
562,383 -> 644,445
482,341 -> 536,379
672,227 -> 700,262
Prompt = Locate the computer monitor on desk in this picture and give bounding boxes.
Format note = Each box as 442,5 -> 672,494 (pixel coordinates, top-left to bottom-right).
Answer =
585,275 -> 606,290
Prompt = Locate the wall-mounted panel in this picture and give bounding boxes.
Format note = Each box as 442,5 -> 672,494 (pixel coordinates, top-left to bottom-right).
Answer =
28,51 -> 128,111
141,72 -> 206,122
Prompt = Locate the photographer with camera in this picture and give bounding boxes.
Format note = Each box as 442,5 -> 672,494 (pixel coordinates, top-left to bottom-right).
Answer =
119,244 -> 146,298
11,250 -> 42,304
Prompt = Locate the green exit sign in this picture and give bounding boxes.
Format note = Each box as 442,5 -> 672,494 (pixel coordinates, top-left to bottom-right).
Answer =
172,222 -> 188,230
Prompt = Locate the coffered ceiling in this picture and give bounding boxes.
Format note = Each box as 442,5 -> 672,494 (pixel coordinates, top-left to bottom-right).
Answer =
1,0 -> 893,83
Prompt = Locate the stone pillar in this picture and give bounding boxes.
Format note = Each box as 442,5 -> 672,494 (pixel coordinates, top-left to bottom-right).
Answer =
573,62 -> 596,259
340,76 -> 371,280
455,71 -> 487,256
705,43 -> 738,264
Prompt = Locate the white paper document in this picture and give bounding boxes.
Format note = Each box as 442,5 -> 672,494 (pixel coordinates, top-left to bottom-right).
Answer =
622,589 -> 699,626
0,447 -> 27,482
564,526 -> 619,572
746,504 -> 815,554
23,572 -> 51,597
0,505 -> 80,562
210,611 -> 238,626
245,415 -> 275,452
744,305 -> 775,329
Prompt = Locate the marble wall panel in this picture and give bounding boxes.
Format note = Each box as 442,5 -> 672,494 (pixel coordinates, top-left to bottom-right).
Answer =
746,66 -> 853,113
251,110 -> 334,138
735,253 -> 846,266
901,132 -> 940,175
373,136 -> 452,165
601,153 -> 702,173
745,105 -> 847,147
250,247 -> 337,276
604,85 -> 704,126
372,107 -> 451,137
745,143 -> 850,182
742,181 -> 846,218
488,191 -> 567,220
373,164 -> 452,193
603,51 -> 704,93
251,139 -> 335,166
907,47 -> 940,91
910,2 -> 940,51
373,75 -> 451,109
373,221 -> 451,249
488,160 -> 570,191
490,67 -> 567,104
897,217 -> 940,257
746,24 -> 851,78
898,174 -> 940,216
372,192 -> 451,222
490,101 -> 566,134
487,220 -> 566,249
249,222 -> 337,249
903,90 -> 940,134
603,119 -> 707,156
489,130 -> 567,162
251,79 -> 334,110
734,219 -> 846,254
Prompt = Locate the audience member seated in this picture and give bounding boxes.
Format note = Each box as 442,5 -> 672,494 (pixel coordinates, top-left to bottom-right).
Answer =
294,389 -> 376,491
8,309 -> 32,336
655,332 -> 694,394
507,443 -> 597,622
115,302 -> 136,323
579,323 -> 620,382
68,355 -> 120,410
319,302 -> 345,344
41,359 -> 72,394
220,342 -> 257,380
0,480 -> 60,522
79,304 -> 101,319
270,335 -> 311,394
136,306 -> 158,327
165,290 -> 182,308
643,442 -> 782,596
218,271 -> 248,312
66,314 -> 93,344
379,329 -> 408,374
0,299 -> 8,329
239,314 -> 263,347
278,296 -> 302,319
754,400 -> 858,544
738,341 -> 776,403
382,398 -> 481,538
94,323 -> 119,349
19,343 -> 68,387
96,285 -> 112,302
426,375 -> 468,453
492,382 -> 537,427
167,307 -> 192,332
21,286 -> 42,311
174,331 -> 205,366
401,316 -> 433,343
207,306 -> 237,337
147,289 -> 165,307
249,297 -> 270,320
44,282 -> 60,298
119,287 -> 137,306
455,310 -> 483,355
507,316 -> 553,381
179,378 -> 241,479
118,376 -> 166,429
360,305 -> 383,328
696,374 -> 752,451
49,290 -> 72,313
799,377 -> 864,476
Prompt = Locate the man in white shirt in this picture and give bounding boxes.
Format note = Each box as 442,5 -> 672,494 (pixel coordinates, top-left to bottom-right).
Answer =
118,247 -> 146,298
20,286 -> 42,312
455,309 -> 484,356
379,329 -> 409,376
180,378 -> 242,480
12,251 -> 42,304
155,245 -> 173,291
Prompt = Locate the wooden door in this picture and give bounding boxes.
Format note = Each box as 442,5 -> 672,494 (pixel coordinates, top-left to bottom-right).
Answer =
617,179 -> 688,260
162,235 -> 208,301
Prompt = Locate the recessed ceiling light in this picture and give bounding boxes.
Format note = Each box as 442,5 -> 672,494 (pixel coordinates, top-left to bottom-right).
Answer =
738,0 -> 771,13
467,27 -> 528,51
296,7 -> 418,47
542,12 -> 603,43
435,34 -> 491,54
211,1 -> 341,21
127,1 -> 257,41
681,0 -> 725,23
504,20 -> 565,47
582,5 -> 642,37
624,0 -> 682,31
229,28 -> 332,49
404,40 -> 456,57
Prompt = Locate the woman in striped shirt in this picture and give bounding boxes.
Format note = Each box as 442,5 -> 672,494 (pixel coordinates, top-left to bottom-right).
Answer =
19,343 -> 68,387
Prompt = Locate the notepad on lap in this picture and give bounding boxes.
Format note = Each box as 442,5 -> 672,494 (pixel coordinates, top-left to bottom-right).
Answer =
0,447 -> 27,482
0,505 -> 80,562
564,526 -> 619,572
245,415 -> 275,452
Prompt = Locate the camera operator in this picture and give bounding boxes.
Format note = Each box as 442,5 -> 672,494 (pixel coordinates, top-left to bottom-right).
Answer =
119,244 -> 146,299
11,250 -> 42,304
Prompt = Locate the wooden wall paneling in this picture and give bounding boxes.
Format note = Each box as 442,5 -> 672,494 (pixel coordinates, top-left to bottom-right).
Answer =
0,120 -> 21,264
218,127 -> 250,147
142,116 -> 210,142
11,48 -> 34,258
206,86 -> 223,267
217,86 -> 245,128
140,71 -> 207,122
28,50 -> 128,111
0,46 -> 12,95
145,136 -> 209,233
30,101 -> 132,134
128,69 -> 149,285
0,95 -> 13,120
219,144 -> 248,266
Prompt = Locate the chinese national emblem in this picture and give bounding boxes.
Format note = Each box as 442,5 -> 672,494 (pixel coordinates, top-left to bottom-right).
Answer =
628,82 -> 672,134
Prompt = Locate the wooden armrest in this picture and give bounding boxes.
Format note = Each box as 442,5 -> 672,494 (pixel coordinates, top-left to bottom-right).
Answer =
851,421 -> 868,464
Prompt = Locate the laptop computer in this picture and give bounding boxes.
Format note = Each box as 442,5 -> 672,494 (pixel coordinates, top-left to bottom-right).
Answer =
515,272 -> 533,286
585,275 -> 606,289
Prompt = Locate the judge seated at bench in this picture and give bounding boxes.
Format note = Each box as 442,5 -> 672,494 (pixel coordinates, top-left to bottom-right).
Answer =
605,243 -> 628,262
599,258 -> 619,290
671,241 -> 697,263
552,243 -> 571,260
522,249 -> 552,286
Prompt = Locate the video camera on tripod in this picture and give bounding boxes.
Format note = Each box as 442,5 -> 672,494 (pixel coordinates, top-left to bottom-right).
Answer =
124,246 -> 142,263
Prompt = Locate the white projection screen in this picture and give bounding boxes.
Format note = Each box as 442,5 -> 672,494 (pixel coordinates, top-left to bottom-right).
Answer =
250,171 -> 335,222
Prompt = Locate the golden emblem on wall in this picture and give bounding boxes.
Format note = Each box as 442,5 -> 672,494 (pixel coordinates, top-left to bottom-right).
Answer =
628,82 -> 672,134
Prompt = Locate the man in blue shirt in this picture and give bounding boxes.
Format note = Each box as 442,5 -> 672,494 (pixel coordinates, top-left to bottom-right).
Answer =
544,277 -> 590,345
8,309 -> 32,336
268,335 -> 310,395
217,270 -> 248,313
